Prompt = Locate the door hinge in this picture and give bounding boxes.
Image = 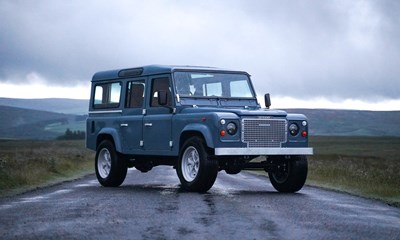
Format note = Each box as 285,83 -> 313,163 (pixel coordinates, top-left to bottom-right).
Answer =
169,141 -> 173,148
140,140 -> 144,147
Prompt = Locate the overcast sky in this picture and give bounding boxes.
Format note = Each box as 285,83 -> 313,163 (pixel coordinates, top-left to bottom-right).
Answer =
0,0 -> 399,109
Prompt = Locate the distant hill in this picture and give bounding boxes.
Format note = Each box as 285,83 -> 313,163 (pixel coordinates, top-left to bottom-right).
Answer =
284,109 -> 400,137
1,98 -> 399,139
0,98 -> 88,115
0,105 -> 86,140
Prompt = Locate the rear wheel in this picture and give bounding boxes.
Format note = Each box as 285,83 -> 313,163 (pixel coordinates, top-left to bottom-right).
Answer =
268,156 -> 308,193
95,140 -> 127,187
177,137 -> 218,192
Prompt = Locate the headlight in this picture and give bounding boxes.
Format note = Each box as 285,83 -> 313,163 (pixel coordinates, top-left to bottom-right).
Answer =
226,122 -> 237,135
289,123 -> 299,136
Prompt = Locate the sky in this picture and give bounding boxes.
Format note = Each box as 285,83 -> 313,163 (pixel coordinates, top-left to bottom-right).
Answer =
0,0 -> 399,110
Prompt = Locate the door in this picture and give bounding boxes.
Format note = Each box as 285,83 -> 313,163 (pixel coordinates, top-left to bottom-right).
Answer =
120,80 -> 146,153
142,76 -> 173,154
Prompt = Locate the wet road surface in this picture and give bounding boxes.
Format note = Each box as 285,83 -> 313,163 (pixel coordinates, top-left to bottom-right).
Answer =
1,166 -> 399,239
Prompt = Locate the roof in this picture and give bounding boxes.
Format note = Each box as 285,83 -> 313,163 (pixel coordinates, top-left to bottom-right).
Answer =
91,65 -> 248,81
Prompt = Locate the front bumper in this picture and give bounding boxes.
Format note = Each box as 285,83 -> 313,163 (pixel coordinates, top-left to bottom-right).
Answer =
214,147 -> 313,156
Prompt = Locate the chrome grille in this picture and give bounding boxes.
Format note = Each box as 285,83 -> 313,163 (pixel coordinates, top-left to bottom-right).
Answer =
241,118 -> 287,148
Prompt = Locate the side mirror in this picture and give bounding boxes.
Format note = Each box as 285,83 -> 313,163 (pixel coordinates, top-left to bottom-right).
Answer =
157,90 -> 168,106
264,93 -> 271,109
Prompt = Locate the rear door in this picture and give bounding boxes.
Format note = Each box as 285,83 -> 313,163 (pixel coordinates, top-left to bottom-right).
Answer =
120,79 -> 146,153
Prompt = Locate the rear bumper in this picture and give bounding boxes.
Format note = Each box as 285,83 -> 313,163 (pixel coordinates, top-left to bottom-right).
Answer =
214,147 -> 313,156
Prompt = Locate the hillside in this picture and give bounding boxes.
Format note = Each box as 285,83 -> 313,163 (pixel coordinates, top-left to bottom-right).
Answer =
0,98 -> 88,115
1,98 -> 400,139
284,109 -> 400,136
0,105 -> 86,140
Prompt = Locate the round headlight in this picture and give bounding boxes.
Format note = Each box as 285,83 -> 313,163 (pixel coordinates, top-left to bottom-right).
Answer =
289,123 -> 299,136
226,122 -> 237,135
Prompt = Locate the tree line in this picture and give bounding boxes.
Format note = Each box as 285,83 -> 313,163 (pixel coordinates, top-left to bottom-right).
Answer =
57,128 -> 85,140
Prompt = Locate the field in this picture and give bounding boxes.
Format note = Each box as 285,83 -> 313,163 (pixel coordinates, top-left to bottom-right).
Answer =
0,140 -> 94,197
307,136 -> 400,206
1,137 -> 399,207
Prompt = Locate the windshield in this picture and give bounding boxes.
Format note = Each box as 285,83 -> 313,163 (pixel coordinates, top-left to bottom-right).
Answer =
173,72 -> 255,98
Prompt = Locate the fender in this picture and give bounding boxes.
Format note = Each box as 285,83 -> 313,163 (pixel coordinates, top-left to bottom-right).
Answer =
181,123 -> 214,148
97,127 -> 123,153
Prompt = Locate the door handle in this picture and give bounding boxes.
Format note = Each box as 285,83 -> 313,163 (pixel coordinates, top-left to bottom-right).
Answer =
120,123 -> 128,127
144,123 -> 153,127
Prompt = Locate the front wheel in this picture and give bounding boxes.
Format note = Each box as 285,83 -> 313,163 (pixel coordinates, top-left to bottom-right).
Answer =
95,140 -> 127,187
268,156 -> 308,193
176,137 -> 218,192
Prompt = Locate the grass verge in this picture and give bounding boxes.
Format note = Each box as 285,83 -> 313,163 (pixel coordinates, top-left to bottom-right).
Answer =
251,136 -> 400,207
0,140 -> 94,197
308,136 -> 400,207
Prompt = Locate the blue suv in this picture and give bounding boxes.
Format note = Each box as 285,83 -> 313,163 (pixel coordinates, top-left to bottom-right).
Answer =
86,65 -> 313,192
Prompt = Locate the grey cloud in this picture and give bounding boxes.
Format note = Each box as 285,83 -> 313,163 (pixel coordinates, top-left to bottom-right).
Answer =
0,0 -> 399,100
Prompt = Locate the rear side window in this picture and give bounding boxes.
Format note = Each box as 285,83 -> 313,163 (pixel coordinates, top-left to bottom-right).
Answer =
126,80 -> 145,108
93,82 -> 122,109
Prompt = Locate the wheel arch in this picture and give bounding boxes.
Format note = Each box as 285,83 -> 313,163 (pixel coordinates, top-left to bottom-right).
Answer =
96,128 -> 123,153
180,124 -> 215,150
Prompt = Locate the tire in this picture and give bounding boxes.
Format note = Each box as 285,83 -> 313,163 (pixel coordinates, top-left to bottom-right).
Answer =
95,140 -> 127,187
176,137 -> 218,192
268,156 -> 308,193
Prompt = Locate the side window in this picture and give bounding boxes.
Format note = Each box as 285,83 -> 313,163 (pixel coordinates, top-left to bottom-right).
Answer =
150,77 -> 172,107
126,80 -> 145,108
93,82 -> 121,109
94,85 -> 104,104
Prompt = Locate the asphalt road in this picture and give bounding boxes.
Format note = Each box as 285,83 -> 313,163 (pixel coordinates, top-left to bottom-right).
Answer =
1,167 -> 399,240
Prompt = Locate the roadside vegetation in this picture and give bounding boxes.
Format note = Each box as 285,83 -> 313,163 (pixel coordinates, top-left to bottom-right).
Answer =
307,136 -> 400,207
252,136 -> 400,206
0,140 -> 94,197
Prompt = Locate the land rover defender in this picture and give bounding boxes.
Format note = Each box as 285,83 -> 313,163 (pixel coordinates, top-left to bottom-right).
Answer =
86,65 -> 313,192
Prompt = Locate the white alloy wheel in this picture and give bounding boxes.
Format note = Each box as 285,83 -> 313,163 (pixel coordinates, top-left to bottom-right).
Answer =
181,146 -> 200,182
97,148 -> 112,179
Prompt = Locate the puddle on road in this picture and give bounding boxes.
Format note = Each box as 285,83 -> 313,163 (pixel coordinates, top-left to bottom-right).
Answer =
160,187 -> 179,195
19,195 -> 47,204
49,189 -> 73,195
74,179 -> 99,188
0,204 -> 14,210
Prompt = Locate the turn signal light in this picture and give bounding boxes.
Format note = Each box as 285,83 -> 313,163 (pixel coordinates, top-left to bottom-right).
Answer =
301,131 -> 308,137
220,130 -> 226,136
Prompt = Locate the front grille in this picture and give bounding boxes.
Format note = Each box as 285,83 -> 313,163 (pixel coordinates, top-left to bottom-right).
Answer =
241,118 -> 287,148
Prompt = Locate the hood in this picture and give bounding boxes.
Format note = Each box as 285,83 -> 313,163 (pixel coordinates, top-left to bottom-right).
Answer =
180,107 -> 287,117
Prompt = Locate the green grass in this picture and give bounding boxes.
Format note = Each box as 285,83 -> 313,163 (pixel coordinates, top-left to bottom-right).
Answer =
250,136 -> 400,206
0,140 -> 94,197
307,136 -> 400,206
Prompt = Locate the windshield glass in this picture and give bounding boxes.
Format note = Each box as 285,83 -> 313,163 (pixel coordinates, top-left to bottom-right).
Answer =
174,72 -> 255,98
